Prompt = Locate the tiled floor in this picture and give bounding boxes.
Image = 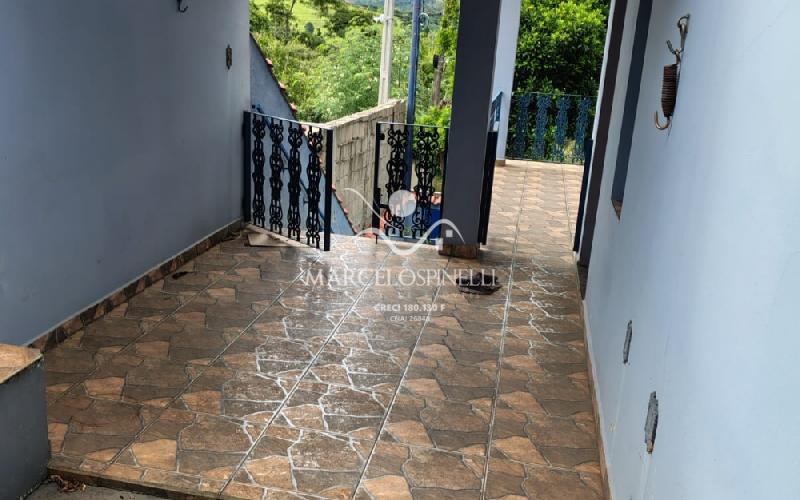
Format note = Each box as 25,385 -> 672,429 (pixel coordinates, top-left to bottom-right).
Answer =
44,160 -> 602,499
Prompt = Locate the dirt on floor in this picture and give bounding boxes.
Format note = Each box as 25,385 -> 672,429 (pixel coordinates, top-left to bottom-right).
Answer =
28,482 -> 160,500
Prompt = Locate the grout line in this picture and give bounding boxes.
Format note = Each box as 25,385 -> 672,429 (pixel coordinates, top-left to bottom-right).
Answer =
85,244 -> 328,473
218,246 -> 393,495
480,164 -> 530,499
347,259 -> 451,500
47,242 -> 257,408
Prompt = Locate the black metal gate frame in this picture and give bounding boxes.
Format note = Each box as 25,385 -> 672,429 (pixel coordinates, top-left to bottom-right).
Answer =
242,111 -> 334,251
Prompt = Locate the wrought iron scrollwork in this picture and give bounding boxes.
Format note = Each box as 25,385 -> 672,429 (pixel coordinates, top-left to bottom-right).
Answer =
573,96 -> 592,163
246,111 -> 333,251
512,93 -> 531,159
412,128 -> 439,239
553,96 -> 572,163
251,114 -> 267,227
384,126 -> 408,236
267,119 -> 285,233
286,124 -> 303,241
305,130 -> 324,248
533,94 -> 552,160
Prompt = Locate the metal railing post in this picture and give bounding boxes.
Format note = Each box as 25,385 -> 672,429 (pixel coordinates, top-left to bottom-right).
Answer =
242,111 -> 252,223
372,123 -> 383,236
323,129 -> 334,252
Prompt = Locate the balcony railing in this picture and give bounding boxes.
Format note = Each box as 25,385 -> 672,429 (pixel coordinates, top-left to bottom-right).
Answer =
372,122 -> 449,244
509,91 -> 595,164
242,111 -> 333,251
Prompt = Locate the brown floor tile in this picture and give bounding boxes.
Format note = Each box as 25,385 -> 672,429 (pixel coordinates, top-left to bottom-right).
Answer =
69,353 -> 200,408
123,284 -> 187,321
124,317 -> 237,367
485,459 -> 602,500
173,366 -> 293,423
356,439 -> 485,499
110,408 -> 263,490
382,393 -> 491,456
48,393 -> 160,473
275,380 -> 390,440
227,425 -> 372,498
401,355 -> 497,403
306,346 -> 408,395
491,408 -> 598,471
44,316 -> 149,402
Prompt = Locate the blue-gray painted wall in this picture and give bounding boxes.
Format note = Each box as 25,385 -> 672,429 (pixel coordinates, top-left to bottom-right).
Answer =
0,0 -> 250,346
0,363 -> 49,497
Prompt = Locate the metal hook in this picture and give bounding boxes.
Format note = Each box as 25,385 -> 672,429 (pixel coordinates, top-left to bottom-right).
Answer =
654,111 -> 671,130
677,14 -> 690,36
656,14 -> 689,131
177,0 -> 188,13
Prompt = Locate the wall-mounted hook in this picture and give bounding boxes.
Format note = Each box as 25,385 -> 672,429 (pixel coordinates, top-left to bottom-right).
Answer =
177,0 -> 188,13
655,14 -> 689,131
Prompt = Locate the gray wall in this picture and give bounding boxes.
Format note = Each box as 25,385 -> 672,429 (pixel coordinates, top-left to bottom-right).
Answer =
326,100 -> 406,233
0,0 -> 250,346
0,363 -> 49,497
585,0 -> 800,498
250,35 -> 296,120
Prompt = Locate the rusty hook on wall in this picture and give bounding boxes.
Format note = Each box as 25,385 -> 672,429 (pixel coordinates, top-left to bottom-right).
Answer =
655,14 -> 689,130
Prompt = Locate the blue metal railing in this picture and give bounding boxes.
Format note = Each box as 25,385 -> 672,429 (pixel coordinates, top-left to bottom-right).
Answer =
509,91 -> 595,164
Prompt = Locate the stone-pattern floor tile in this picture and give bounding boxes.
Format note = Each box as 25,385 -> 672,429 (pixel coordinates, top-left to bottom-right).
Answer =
305,346 -> 408,395
173,366 -> 293,423
48,393 -> 160,474
275,380 -> 390,440
44,316 -> 150,403
67,352 -> 201,408
355,440 -> 485,500
490,408 -> 599,472
214,332 -> 323,380
226,425 -> 372,498
401,356 -> 498,403
108,409 -> 263,491
485,458 -> 603,500
45,161 -> 606,500
123,284 -> 188,321
381,393 -> 491,456
124,317 -> 238,367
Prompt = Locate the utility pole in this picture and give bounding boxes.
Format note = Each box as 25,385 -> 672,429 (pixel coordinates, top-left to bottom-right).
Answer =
377,0 -> 395,105
405,0 -> 422,125
404,0 -> 423,188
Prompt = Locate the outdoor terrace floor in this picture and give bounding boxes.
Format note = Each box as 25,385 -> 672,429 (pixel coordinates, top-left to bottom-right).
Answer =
43,160 -> 602,499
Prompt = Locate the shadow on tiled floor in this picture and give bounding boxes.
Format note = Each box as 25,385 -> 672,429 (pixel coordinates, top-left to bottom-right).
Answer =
44,161 -> 602,499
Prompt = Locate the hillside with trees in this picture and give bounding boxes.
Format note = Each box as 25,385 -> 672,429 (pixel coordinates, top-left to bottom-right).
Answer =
250,0 -> 608,124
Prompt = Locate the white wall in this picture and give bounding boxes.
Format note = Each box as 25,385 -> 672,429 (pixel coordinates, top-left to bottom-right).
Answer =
491,0 -> 521,160
586,1 -> 800,499
0,0 -> 250,346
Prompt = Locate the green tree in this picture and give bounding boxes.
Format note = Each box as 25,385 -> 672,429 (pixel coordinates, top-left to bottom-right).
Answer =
306,22 -> 412,122
514,0 -> 608,96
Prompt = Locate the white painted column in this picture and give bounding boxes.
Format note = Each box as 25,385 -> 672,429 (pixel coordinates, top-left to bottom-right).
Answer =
491,0 -> 522,161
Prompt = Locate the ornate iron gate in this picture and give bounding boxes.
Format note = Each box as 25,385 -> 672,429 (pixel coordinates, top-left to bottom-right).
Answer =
372,122 -> 449,244
509,92 -> 595,164
242,111 -> 334,251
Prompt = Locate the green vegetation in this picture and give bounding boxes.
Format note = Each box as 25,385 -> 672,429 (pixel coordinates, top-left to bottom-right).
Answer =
514,0 -> 609,97
250,0 -> 608,126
